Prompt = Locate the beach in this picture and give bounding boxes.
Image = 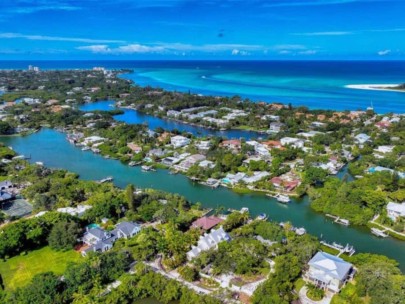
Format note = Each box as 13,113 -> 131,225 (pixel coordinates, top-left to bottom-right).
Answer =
345,84 -> 405,93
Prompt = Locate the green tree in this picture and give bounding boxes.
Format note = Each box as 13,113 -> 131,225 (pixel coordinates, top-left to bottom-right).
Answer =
48,221 -> 81,250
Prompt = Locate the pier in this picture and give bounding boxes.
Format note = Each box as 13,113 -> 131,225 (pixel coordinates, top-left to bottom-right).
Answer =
320,240 -> 356,256
326,214 -> 350,226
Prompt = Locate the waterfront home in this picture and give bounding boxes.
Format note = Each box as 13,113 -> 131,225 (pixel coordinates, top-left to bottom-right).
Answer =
354,133 -> 371,145
175,154 -> 206,172
269,122 -> 285,133
203,117 -> 228,128
386,202 -> 405,221
222,172 -> 246,186
199,160 -> 215,169
57,204 -> 92,217
192,216 -> 223,231
167,110 -> 181,118
162,156 -> 180,166
82,221 -> 141,256
186,226 -> 231,260
242,171 -> 270,184
304,251 -> 354,293
171,135 -> 191,148
148,148 -> 166,158
280,137 -> 304,149
83,136 -> 105,146
127,142 -> 142,154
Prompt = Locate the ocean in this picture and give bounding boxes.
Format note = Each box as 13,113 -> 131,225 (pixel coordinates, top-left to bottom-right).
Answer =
0,60 -> 404,113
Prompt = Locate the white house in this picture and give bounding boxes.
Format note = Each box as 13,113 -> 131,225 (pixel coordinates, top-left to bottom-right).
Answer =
269,122 -> 285,133
57,204 -> 92,217
305,252 -> 354,293
375,145 -> 395,154
280,137 -> 304,149
171,135 -> 191,148
354,133 -> 371,145
242,171 -> 270,184
386,202 -> 405,221
186,226 -> 231,260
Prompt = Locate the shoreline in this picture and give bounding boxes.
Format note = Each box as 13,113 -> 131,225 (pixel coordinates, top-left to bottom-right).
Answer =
345,84 -> 405,93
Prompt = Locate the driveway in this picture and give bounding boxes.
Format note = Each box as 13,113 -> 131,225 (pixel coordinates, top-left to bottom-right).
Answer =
298,287 -> 332,304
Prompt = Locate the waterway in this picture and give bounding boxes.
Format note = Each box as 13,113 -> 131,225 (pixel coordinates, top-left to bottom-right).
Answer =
79,100 -> 264,140
1,128 -> 405,272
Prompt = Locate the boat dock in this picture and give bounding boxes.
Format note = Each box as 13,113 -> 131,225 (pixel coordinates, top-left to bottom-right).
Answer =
371,227 -> 388,238
98,176 -> 113,183
326,214 -> 350,226
320,240 -> 356,256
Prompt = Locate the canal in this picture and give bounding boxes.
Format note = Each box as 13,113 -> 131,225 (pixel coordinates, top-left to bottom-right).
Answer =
1,128 -> 405,272
79,100 -> 265,140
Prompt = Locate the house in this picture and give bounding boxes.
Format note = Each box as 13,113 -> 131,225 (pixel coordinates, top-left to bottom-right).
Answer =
127,143 -> 142,154
162,156 -> 180,166
220,139 -> 241,152
82,221 -> 141,256
196,140 -> 212,152
186,226 -> 231,260
280,137 -> 304,149
171,135 -> 191,148
192,216 -> 223,231
305,251 -> 354,293
174,154 -> 206,171
148,148 -> 166,158
386,202 -> 405,221
242,171 -> 270,184
269,122 -> 285,133
375,145 -> 395,154
222,172 -> 246,186
0,180 -> 13,191
354,133 -> 371,145
199,160 -> 215,169
57,204 -> 92,217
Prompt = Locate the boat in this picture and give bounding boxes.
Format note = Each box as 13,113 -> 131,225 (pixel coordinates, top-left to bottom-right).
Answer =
371,228 -> 388,238
98,176 -> 113,183
128,161 -> 141,167
141,165 -> 155,172
240,207 -> 249,213
256,213 -> 267,221
295,227 -> 306,235
81,146 -> 90,151
275,194 -> 290,204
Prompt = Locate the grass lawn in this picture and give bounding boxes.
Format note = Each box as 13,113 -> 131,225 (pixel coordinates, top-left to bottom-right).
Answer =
0,246 -> 81,290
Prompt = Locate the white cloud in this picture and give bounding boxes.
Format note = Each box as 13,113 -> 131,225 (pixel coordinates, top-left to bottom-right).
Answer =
78,43 -> 264,54
377,49 -> 391,56
293,31 -> 352,36
0,32 -> 125,44
273,44 -> 307,50
299,50 -> 318,55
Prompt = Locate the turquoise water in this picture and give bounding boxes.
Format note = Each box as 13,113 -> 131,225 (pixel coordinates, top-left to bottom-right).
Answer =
2,128 -> 405,272
1,60 -> 404,113
80,100 -> 264,140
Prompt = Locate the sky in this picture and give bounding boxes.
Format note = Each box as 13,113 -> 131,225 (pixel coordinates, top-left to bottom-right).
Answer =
0,0 -> 404,60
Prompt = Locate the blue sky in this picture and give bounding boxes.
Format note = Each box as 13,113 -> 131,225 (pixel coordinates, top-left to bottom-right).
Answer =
0,0 -> 404,60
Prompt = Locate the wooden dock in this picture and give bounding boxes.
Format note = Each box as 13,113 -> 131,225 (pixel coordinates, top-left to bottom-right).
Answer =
321,240 -> 356,256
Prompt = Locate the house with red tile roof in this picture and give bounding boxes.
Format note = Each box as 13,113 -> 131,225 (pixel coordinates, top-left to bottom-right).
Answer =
192,216 -> 223,231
